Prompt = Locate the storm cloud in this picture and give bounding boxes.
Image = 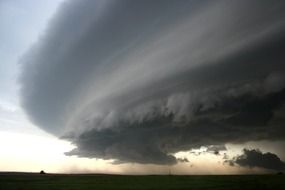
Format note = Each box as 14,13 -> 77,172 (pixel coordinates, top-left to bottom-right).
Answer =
20,0 -> 285,164
227,149 -> 285,171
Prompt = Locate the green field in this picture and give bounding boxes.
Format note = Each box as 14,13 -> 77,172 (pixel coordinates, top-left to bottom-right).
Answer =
0,173 -> 284,190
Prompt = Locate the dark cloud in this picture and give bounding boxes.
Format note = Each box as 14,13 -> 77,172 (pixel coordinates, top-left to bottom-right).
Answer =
20,0 -> 285,164
227,149 -> 285,171
65,89 -> 285,164
177,158 -> 189,163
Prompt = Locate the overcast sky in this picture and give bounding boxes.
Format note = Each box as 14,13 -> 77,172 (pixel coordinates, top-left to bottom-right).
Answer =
1,0 -> 285,174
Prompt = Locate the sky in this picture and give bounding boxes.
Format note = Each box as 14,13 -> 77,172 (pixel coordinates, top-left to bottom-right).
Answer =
1,0 -> 285,174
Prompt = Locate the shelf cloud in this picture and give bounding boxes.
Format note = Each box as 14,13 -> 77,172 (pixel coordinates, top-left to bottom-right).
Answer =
20,0 -> 285,164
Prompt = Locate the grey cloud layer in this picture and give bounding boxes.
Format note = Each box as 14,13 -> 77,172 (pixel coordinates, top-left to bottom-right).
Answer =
20,0 -> 285,164
226,149 -> 285,171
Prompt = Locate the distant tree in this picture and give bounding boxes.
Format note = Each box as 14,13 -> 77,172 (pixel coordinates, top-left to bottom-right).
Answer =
40,170 -> 46,174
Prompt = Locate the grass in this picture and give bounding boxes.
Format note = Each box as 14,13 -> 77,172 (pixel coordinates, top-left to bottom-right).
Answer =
0,173 -> 284,190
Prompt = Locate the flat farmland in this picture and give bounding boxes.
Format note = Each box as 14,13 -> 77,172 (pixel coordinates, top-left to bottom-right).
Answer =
0,173 -> 284,190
